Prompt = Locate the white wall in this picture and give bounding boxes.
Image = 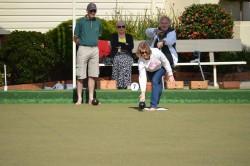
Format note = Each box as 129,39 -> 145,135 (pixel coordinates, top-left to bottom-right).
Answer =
234,21 -> 250,51
0,0 -> 166,33
200,0 -> 219,4
165,0 -> 199,16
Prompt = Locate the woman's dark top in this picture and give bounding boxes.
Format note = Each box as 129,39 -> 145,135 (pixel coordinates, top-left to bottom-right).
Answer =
109,33 -> 134,58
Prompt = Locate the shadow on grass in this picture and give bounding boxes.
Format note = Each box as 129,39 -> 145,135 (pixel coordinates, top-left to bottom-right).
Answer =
128,106 -> 144,111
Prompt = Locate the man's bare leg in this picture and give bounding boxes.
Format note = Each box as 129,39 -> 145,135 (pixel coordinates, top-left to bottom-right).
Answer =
88,77 -> 96,104
76,79 -> 83,105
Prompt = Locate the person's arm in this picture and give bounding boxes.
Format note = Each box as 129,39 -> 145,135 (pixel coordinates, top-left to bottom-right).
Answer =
109,34 -> 119,57
145,28 -> 158,38
120,34 -> 134,50
110,34 -> 124,48
138,59 -> 147,102
73,36 -> 78,44
159,50 -> 174,81
73,20 -> 81,45
162,30 -> 176,46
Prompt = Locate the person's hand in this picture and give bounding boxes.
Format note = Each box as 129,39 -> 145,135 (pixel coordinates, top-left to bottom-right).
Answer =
155,29 -> 163,35
157,40 -> 164,49
154,28 -> 160,34
117,46 -> 121,52
168,75 -> 175,83
139,92 -> 145,102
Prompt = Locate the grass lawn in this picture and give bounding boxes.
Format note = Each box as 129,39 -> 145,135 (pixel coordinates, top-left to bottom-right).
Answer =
0,104 -> 250,166
1,89 -> 250,104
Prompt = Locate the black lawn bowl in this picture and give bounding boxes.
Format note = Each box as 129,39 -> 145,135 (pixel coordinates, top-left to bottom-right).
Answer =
92,99 -> 99,106
138,102 -> 146,110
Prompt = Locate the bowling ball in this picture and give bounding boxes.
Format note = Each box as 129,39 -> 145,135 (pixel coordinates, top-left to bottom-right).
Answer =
92,99 -> 99,105
138,102 -> 146,110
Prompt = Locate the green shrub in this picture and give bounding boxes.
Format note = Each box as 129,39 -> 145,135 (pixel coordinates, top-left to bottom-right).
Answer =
99,18 -> 117,40
176,4 -> 234,39
52,20 -> 73,65
215,49 -> 250,72
45,18 -> 117,80
46,19 -> 73,80
0,61 -> 10,86
0,31 -> 58,84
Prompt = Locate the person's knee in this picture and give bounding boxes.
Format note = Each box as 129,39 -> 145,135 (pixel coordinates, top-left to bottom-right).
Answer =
151,78 -> 160,85
88,76 -> 98,82
77,79 -> 84,83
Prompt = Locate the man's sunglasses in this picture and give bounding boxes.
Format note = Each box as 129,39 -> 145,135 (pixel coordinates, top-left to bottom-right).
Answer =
89,9 -> 97,13
117,26 -> 125,28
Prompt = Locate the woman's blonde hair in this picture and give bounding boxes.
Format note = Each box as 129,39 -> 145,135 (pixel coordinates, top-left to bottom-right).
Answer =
136,41 -> 152,58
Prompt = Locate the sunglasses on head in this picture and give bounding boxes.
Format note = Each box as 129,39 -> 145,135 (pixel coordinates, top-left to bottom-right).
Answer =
89,9 -> 96,13
117,26 -> 125,29
140,51 -> 148,54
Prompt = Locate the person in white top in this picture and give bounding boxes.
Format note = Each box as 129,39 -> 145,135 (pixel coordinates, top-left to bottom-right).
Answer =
136,41 -> 175,111
145,16 -> 178,66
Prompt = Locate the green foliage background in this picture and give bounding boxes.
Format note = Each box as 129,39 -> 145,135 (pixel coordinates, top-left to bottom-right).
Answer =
176,4 -> 234,39
0,31 -> 58,84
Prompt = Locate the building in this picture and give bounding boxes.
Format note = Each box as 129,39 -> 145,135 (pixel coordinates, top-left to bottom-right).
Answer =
0,0 -> 249,49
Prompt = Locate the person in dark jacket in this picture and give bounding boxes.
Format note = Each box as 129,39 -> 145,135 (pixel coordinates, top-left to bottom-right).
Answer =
110,20 -> 134,89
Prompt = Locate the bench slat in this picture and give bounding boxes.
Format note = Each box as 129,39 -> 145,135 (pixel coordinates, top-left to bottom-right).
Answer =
176,61 -> 247,66
132,39 -> 242,53
176,39 -> 242,52
99,61 -> 247,67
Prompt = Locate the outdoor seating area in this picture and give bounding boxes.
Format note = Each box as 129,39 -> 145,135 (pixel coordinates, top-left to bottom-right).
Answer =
99,39 -> 247,87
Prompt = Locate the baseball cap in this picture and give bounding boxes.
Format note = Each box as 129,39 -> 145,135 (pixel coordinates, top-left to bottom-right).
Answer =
87,2 -> 97,11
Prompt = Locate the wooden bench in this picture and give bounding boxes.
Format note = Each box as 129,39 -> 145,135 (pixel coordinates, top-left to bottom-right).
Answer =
99,39 -> 247,87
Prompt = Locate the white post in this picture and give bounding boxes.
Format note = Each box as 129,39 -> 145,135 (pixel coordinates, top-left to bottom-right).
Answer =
213,65 -> 218,87
209,52 -> 218,87
4,64 -> 8,91
72,0 -> 76,88
209,52 -> 214,62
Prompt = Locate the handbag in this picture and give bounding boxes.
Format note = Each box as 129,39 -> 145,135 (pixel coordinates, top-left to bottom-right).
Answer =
100,56 -> 113,65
